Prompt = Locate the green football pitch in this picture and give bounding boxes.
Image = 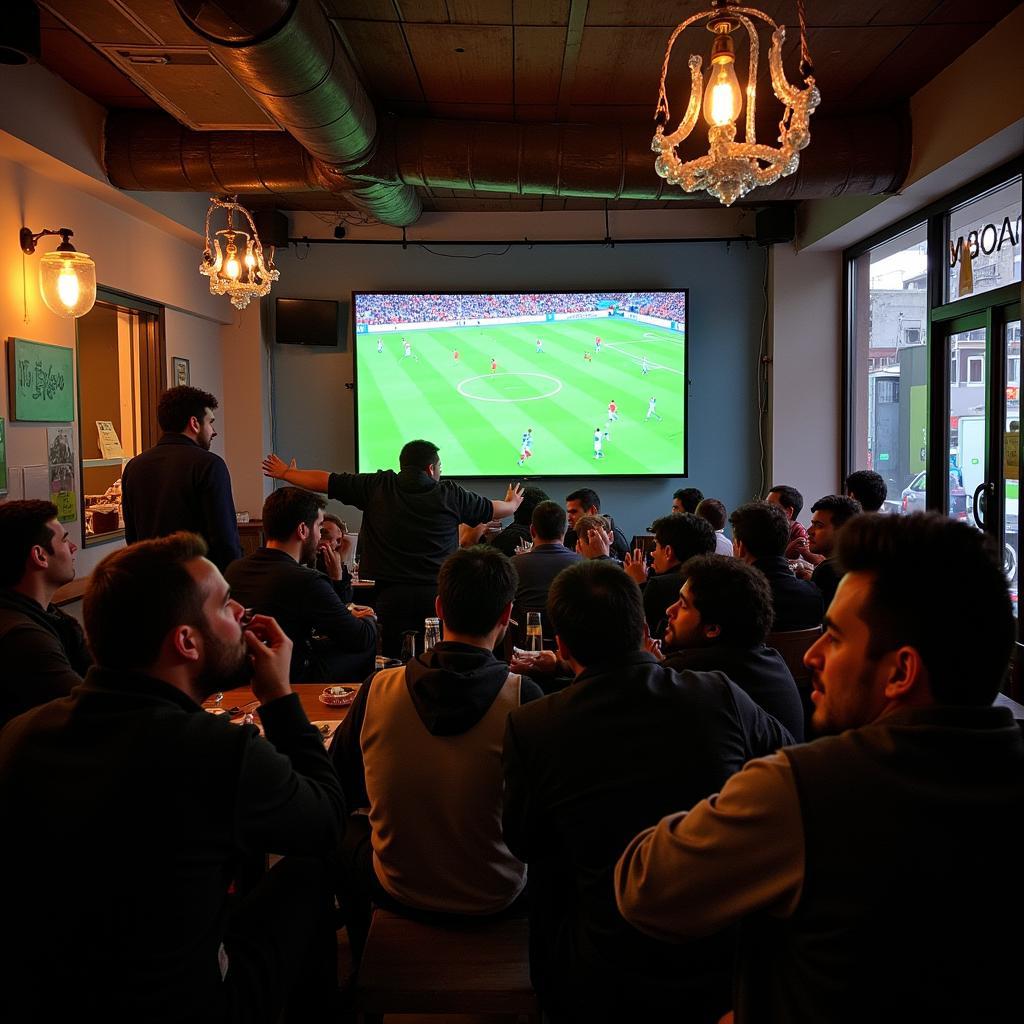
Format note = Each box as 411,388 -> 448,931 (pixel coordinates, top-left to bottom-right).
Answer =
355,317 -> 686,477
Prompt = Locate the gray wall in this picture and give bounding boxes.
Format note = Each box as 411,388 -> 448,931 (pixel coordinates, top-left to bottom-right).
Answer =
269,239 -> 768,542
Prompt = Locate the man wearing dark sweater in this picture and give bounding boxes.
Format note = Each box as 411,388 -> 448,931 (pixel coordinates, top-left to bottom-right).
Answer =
226,488 -> 376,682
122,385 -> 241,570
0,533 -> 345,1023
0,499 -> 91,727
658,554 -> 804,740
794,494 -> 862,611
618,513 -> 1024,1024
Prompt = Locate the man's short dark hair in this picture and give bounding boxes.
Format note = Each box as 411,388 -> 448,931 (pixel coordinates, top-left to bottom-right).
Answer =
768,484 -> 804,518
680,554 -> 774,647
730,502 -> 791,559
566,487 -> 600,511
673,487 -> 703,514
85,532 -> 208,671
532,500 -> 567,542
695,497 -> 727,532
399,439 -> 440,471
836,513 -> 1013,705
548,560 -> 644,666
322,513 -> 347,532
651,513 -> 715,564
845,470 -> 887,512
810,494 -> 862,529
0,500 -> 59,587
262,487 -> 326,541
157,386 -> 218,433
514,485 -> 550,526
438,546 -> 518,637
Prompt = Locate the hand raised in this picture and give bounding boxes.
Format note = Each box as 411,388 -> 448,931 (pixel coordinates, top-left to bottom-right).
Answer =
318,542 -> 343,580
577,527 -> 610,559
505,482 -> 524,507
623,547 -> 649,584
262,453 -> 295,480
243,614 -> 293,704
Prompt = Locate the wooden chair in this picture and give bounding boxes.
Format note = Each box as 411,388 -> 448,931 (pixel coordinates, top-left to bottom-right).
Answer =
354,909 -> 540,1022
766,626 -> 822,735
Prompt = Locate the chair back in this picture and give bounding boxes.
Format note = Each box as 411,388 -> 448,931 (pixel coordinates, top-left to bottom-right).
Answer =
765,626 -> 822,688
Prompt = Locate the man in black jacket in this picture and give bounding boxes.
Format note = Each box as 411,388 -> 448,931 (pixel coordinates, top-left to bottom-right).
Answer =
0,499 -> 91,727
489,485 -> 550,557
226,488 -> 376,682
122,385 -> 241,569
794,494 -> 862,611
659,554 -> 805,740
563,487 -> 630,561
730,501 -> 823,631
502,560 -> 794,1023
0,532 -> 345,1023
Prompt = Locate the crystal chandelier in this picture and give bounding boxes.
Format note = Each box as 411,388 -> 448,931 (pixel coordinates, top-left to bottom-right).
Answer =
199,196 -> 279,310
653,0 -> 820,207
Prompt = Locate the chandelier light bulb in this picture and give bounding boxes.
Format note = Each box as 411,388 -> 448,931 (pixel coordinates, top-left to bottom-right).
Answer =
703,58 -> 742,126
224,250 -> 241,281
56,260 -> 81,310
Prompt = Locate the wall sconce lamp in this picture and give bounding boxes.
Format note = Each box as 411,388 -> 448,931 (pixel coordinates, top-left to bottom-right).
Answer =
19,226 -> 97,318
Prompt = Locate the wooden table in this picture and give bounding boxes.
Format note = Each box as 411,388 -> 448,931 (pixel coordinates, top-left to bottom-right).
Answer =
215,682 -> 361,725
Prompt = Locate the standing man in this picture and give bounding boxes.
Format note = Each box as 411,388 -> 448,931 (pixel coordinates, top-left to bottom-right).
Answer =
607,399 -> 618,423
490,356 -> 498,374
645,396 -> 661,421
616,513 -> 1022,1024
593,427 -> 605,460
517,428 -> 534,467
122,385 -> 241,570
262,440 -> 523,656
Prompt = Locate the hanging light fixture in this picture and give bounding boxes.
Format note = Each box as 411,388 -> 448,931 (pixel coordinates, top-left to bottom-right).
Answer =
652,0 -> 820,207
19,226 -> 97,318
199,196 -> 279,310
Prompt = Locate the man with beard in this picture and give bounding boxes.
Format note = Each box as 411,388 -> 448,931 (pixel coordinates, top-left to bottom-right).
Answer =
226,488 -> 376,682
0,532 -> 346,1023
616,513 -> 1024,1023
122,386 -> 242,570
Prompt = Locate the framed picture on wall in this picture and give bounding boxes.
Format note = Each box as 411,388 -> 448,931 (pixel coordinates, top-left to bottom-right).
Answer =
6,337 -> 74,422
172,357 -> 190,387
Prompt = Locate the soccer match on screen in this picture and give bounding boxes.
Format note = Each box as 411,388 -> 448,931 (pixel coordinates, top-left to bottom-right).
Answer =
353,291 -> 687,478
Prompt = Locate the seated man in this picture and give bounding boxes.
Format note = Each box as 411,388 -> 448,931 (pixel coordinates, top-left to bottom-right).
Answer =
572,513 -> 622,564
0,499 -> 91,728
503,561 -> 793,1023
658,554 -> 805,740
489,485 -> 550,557
312,512 -> 354,604
767,484 -> 818,563
617,513 -> 1023,1024
672,486 -> 703,514
511,500 -> 581,640
695,497 -> 735,555
226,488 -> 376,682
331,545 -> 543,953
623,513 -> 716,638
563,487 -> 630,561
845,468 -> 887,512
0,533 -> 345,1023
795,495 -> 862,609
730,502 -> 824,632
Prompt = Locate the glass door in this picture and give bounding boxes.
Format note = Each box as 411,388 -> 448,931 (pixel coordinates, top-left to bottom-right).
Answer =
1000,308 -> 1021,614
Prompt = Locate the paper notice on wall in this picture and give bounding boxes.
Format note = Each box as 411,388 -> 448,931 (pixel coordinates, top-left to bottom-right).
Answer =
24,465 -> 49,501
1006,431 -> 1020,481
96,420 -> 124,459
47,426 -> 77,523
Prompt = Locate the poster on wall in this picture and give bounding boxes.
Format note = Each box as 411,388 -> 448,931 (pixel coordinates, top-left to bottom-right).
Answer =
96,420 -> 124,459
47,425 -> 77,523
172,357 -> 190,386
0,417 -> 7,494
6,337 -> 74,422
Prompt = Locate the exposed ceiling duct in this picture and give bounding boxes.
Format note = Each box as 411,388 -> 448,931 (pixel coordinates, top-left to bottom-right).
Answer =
104,107 -> 910,206
172,0 -> 421,226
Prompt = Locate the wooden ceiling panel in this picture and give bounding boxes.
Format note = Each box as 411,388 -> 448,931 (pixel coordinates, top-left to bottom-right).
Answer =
925,0 -> 1022,23
515,104 -> 560,121
515,26 -> 566,105
405,25 -> 514,103
584,2 -> 687,28
571,28 -> 671,106
338,20 -> 424,103
394,1 -> 456,23
567,104 -> 652,123
320,1 -> 397,19
116,0 -> 205,45
515,1 -> 570,27
40,0 -> 158,44
428,103 -> 516,119
447,1 -> 514,24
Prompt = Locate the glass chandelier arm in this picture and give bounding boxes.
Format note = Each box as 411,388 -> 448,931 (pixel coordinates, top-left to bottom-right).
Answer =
655,10 -> 714,126
735,14 -> 759,145
661,54 -> 704,149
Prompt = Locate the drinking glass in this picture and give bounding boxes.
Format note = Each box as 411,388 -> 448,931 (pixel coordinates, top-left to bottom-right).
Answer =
526,611 -> 543,652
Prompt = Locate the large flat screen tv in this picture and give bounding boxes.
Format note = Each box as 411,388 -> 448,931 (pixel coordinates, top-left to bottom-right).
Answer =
353,291 -> 687,477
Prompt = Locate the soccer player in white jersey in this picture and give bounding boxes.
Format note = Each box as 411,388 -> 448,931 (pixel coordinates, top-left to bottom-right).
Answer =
593,427 -> 605,459
646,396 -> 662,421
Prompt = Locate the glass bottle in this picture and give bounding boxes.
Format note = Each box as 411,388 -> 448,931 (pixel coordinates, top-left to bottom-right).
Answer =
424,617 -> 442,650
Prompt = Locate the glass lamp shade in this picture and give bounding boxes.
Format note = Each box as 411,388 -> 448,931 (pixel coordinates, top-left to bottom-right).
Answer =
39,250 -> 96,318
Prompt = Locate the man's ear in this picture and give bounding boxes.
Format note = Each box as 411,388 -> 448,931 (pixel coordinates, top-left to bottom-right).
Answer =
434,594 -> 444,620
555,635 -> 572,665
530,524 -> 538,539
663,543 -> 675,564
170,624 -> 202,663
883,645 -> 930,703
704,623 -> 721,640
498,601 -> 513,628
28,545 -> 49,571
187,414 -> 202,435
297,522 -> 310,542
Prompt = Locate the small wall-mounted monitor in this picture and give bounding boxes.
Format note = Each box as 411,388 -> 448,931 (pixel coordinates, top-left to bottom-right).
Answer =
275,298 -> 345,347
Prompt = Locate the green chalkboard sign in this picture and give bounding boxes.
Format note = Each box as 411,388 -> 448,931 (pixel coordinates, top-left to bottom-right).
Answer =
7,337 -> 74,422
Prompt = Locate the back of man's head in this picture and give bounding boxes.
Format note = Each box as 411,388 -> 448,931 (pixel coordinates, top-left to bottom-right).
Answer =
811,494 -> 862,531
0,500 -> 60,588
400,439 -> 440,472
673,487 -> 703,514
566,487 -> 600,512
652,513 -> 716,565
730,502 -> 791,560
262,487 -> 326,541
438,546 -> 518,638
85,532 -> 208,672
514,485 -> 550,526
695,497 -> 727,532
845,470 -> 887,512
768,484 -> 803,519
836,513 -> 1013,705
548,560 -> 644,666
532,500 -> 568,542
680,554 -> 774,647
157,385 -> 218,433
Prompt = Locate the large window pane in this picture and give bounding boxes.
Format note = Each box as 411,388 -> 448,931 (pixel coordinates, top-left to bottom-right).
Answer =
947,176 -> 1022,302
850,223 -> 928,511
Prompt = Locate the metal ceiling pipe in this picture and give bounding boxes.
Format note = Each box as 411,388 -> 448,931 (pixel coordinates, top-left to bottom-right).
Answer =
174,0 -> 421,226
